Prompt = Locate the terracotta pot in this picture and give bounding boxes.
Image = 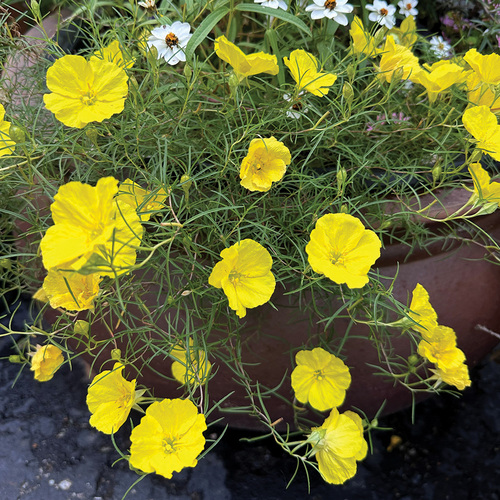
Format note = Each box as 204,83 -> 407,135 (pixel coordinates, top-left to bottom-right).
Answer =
29,188 -> 500,430
7,12 -> 500,431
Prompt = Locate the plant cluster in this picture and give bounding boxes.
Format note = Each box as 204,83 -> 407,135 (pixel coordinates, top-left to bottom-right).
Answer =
1,0 -> 500,492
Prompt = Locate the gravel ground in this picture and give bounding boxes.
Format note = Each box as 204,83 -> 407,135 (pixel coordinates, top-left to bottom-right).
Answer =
1,298 -> 499,500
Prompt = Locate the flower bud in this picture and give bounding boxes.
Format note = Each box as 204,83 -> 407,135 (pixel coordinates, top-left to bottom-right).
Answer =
432,163 -> 442,184
9,355 -> 22,363
8,125 -> 25,144
181,174 -> 192,201
342,82 -> 354,106
183,64 -> 192,82
337,168 -> 347,193
74,320 -> 90,336
346,63 -> 356,82
340,204 -> 349,214
111,348 -> 122,360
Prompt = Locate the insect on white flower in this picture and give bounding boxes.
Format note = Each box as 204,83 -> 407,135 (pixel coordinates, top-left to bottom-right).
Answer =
147,21 -> 193,65
365,1 -> 397,29
397,0 -> 418,17
305,0 -> 354,25
254,0 -> 288,10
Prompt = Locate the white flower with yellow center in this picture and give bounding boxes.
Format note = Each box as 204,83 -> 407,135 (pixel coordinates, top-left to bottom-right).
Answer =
397,0 -> 418,17
254,0 -> 288,9
366,1 -> 397,29
147,22 -> 192,65
430,36 -> 453,58
305,0 -> 354,24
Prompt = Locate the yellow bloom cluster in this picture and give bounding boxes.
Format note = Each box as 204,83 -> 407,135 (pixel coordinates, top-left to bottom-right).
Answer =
409,284 -> 471,390
36,177 -> 158,312
462,106 -> 500,162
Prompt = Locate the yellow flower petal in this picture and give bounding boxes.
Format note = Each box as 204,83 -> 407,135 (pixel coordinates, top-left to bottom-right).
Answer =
239,137 -> 291,192
462,106 -> 500,161
30,344 -> 64,382
283,49 -> 337,97
292,347 -> 351,411
129,398 -> 207,479
377,36 -> 421,83
208,239 -> 275,318
87,363 -> 138,434
90,39 -> 135,69
306,213 -> 381,289
214,36 -> 278,81
408,283 -> 439,337
468,162 -> 500,205
42,269 -> 101,311
43,54 -> 128,128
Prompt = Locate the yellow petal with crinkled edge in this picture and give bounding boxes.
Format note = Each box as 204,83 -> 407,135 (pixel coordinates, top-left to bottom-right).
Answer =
463,106 -> 500,161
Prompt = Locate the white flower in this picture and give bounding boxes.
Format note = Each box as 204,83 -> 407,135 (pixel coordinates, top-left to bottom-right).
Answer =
366,1 -> 397,29
305,0 -> 354,25
283,92 -> 308,119
397,0 -> 418,17
138,0 -> 156,9
429,35 -> 453,58
147,22 -> 192,65
254,0 -> 288,9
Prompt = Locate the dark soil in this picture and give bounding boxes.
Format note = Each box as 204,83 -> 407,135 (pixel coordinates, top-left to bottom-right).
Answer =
1,297 -> 499,500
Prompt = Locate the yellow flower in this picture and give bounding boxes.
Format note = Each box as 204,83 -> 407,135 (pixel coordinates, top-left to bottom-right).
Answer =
208,239 -> 276,318
306,213 -> 381,289
0,103 -> 15,157
291,347 -> 351,412
413,60 -> 467,103
464,49 -> 500,110
462,105 -> 500,161
417,325 -> 465,370
40,177 -> 143,277
90,40 -> 135,68
349,16 -> 382,58
30,344 -> 64,382
283,49 -> 337,97
87,363 -> 142,434
239,137 -> 291,192
214,35 -> 279,82
408,283 -> 438,338
43,54 -> 129,128
464,49 -> 500,85
117,178 -> 168,221
171,339 -> 212,388
308,408 -> 367,485
40,269 -> 102,311
129,398 -> 207,479
431,363 -> 471,391
468,162 -> 500,206
387,15 -> 417,48
376,36 -> 421,83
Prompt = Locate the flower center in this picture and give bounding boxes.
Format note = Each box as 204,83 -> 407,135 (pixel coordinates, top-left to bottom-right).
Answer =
325,0 -> 337,9
81,84 -> 97,106
330,251 -> 345,266
165,32 -> 179,49
380,8 -> 388,16
162,437 -> 177,454
314,369 -> 325,381
229,270 -> 243,284
406,2 -> 412,9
